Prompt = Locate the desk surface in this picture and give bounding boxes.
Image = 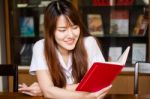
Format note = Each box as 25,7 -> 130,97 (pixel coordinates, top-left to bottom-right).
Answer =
0,93 -> 150,99
0,93 -> 43,99
105,94 -> 150,99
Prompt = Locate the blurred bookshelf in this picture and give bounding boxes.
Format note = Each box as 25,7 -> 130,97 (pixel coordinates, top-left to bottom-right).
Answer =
78,0 -> 150,66
6,0 -> 150,67
7,0 -> 48,66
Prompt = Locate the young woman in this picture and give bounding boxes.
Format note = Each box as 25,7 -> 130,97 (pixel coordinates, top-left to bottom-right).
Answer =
19,0 -> 112,98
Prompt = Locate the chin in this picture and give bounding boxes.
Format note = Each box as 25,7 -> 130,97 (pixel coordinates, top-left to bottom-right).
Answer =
65,45 -> 76,50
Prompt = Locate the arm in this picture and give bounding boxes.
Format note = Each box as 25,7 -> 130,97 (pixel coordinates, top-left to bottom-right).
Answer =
36,70 -> 111,99
65,83 -> 79,91
36,70 -> 83,99
18,70 -> 111,98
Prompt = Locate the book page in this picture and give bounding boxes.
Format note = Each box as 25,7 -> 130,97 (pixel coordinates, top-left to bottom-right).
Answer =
101,46 -> 130,65
117,46 -> 130,65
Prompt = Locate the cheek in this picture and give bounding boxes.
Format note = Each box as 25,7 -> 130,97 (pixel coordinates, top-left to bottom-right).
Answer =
73,28 -> 80,37
54,31 -> 65,40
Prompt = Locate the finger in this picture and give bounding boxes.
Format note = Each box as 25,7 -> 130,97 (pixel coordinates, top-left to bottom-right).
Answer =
22,83 -> 28,87
96,85 -> 112,96
98,91 -> 108,99
97,85 -> 112,99
22,91 -> 35,96
18,87 -> 33,91
19,83 -> 28,89
30,82 -> 39,88
101,85 -> 112,92
18,83 -> 28,88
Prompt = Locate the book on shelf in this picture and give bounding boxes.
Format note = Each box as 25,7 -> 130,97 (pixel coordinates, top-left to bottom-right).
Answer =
39,14 -> 44,37
115,0 -> 134,6
110,10 -> 129,36
92,0 -> 111,6
19,16 -> 35,37
39,1 -> 51,7
132,15 -> 148,36
20,43 -> 33,65
76,46 -> 130,92
78,0 -> 92,6
135,0 -> 149,5
0,77 -> 2,91
108,47 -> 122,62
87,14 -> 104,36
132,43 -> 146,64
143,0 -> 149,5
28,0 -> 41,5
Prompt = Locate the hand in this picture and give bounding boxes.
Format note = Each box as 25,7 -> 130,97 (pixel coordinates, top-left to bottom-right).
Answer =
88,85 -> 112,99
18,82 -> 43,96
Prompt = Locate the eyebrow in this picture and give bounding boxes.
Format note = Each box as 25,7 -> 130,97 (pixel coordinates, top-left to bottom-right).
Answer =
57,24 -> 76,28
57,26 -> 67,28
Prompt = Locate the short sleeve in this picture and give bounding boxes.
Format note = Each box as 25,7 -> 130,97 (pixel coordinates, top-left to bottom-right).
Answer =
84,36 -> 105,69
29,39 -> 48,75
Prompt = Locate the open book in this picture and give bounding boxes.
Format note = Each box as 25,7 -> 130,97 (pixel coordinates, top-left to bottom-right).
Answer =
76,46 -> 130,92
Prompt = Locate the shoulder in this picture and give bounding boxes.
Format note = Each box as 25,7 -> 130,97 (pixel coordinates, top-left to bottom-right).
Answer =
84,36 -> 96,42
84,36 -> 98,47
33,39 -> 45,51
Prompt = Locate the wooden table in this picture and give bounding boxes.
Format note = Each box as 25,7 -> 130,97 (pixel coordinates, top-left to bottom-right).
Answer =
0,93 -> 150,99
0,92 -> 43,99
104,94 -> 150,99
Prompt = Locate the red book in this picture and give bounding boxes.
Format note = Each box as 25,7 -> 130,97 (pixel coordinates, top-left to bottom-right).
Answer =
115,0 -> 134,6
92,0 -> 110,6
76,47 -> 130,92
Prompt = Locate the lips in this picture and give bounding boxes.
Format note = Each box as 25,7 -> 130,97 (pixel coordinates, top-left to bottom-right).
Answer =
65,39 -> 75,45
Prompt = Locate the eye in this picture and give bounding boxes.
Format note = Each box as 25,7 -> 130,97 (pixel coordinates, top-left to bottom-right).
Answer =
58,29 -> 66,32
72,25 -> 78,29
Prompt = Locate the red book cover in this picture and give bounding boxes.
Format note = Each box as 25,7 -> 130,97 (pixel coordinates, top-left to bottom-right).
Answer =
92,0 -> 110,6
115,0 -> 134,6
76,47 -> 130,92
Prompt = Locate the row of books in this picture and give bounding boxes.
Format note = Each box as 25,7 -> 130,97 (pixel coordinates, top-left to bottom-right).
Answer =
92,0 -> 148,6
19,11 -> 148,38
17,0 -> 51,8
87,10 -> 148,37
108,43 -> 147,64
20,43 -> 34,65
20,42 -> 146,66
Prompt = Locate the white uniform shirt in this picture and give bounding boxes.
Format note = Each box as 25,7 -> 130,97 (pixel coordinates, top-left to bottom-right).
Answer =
30,36 -> 105,84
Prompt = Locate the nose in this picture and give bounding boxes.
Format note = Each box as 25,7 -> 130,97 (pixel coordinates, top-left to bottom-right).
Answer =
67,28 -> 74,37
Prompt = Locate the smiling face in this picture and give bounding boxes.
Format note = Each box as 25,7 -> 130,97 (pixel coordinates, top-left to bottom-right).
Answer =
54,15 -> 80,54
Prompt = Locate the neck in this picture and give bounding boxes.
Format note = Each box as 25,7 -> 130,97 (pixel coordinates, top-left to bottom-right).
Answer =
57,47 -> 71,65
58,47 -> 70,57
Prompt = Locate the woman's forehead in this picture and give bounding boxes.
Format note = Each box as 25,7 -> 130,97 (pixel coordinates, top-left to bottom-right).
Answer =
56,15 -> 74,27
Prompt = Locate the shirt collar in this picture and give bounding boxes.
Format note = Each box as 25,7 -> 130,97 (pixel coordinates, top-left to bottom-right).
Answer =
56,49 -> 72,70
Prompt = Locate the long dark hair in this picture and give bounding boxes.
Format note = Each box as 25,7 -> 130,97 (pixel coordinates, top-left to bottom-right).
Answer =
44,0 -> 89,88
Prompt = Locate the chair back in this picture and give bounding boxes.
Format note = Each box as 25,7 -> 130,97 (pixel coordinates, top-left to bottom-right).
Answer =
134,62 -> 150,95
0,64 -> 18,92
